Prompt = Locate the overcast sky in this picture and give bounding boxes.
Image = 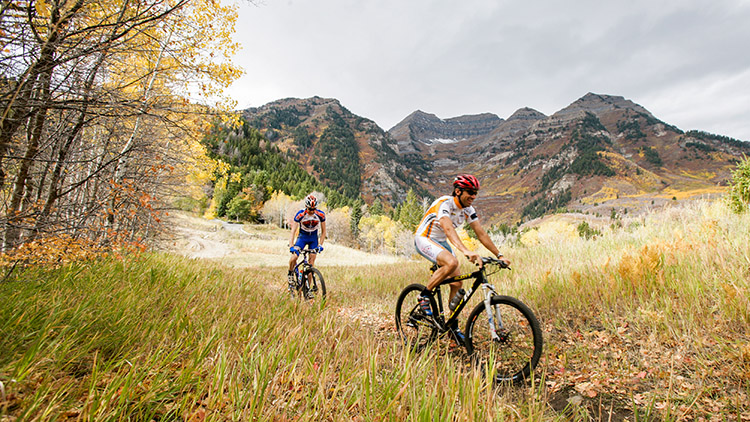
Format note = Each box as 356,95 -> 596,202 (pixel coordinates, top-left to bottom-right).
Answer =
227,0 -> 750,141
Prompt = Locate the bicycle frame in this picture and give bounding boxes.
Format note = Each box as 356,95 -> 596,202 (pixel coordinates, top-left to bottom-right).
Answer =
292,249 -> 317,284
430,261 -> 505,341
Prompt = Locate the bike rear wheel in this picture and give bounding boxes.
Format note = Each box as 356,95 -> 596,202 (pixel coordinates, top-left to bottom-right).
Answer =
395,283 -> 438,352
465,295 -> 543,383
301,268 -> 326,300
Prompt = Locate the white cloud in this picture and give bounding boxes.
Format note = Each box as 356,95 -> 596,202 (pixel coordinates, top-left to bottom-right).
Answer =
227,0 -> 750,140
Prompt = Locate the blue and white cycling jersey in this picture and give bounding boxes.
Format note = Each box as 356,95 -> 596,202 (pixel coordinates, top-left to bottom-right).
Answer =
294,209 -> 326,234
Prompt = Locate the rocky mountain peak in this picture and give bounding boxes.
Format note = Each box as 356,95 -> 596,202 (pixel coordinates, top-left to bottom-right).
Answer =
553,93 -> 652,120
407,110 -> 439,120
471,107 -> 547,147
388,110 -> 503,153
507,107 -> 547,121
245,96 -> 338,112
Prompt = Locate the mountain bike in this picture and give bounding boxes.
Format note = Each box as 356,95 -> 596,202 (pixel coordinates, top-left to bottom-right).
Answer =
289,248 -> 326,300
395,257 -> 543,383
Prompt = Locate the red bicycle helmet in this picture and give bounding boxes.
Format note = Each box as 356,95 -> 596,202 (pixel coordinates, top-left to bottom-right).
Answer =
304,194 -> 317,209
453,174 -> 480,191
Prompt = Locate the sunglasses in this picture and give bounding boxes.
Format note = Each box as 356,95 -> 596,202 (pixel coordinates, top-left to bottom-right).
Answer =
306,207 -> 316,211
463,189 -> 478,196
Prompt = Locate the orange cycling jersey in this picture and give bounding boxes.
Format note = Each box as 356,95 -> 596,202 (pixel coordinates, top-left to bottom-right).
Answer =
415,195 -> 478,242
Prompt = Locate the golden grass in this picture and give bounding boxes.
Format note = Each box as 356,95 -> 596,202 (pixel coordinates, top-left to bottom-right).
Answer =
1,200 -> 748,420
580,185 -> 619,204
659,186 -> 727,200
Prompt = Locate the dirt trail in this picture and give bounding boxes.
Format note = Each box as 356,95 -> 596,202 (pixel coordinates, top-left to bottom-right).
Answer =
165,213 -> 406,267
175,226 -> 233,259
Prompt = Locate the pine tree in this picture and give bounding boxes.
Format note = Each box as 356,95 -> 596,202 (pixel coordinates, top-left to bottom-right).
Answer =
390,203 -> 401,221
369,198 -> 384,215
728,154 -> 750,213
398,189 -> 423,232
350,198 -> 364,238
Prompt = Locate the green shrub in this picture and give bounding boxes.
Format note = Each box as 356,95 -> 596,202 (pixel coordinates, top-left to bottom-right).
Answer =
576,221 -> 601,239
727,154 -> 750,213
685,141 -> 716,153
642,146 -> 663,166
616,119 -> 646,140
521,189 -> 572,220
226,195 -> 254,221
172,196 -> 209,214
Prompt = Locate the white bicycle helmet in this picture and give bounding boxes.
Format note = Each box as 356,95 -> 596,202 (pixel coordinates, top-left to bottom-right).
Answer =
304,194 -> 317,209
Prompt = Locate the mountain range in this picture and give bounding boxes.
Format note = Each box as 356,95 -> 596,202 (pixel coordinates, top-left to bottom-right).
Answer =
242,93 -> 749,224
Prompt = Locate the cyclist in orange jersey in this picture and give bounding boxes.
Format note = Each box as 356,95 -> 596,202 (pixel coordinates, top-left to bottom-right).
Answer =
413,174 -> 510,339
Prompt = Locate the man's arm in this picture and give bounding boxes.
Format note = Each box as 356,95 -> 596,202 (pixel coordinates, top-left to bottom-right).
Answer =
439,216 -> 481,265
470,220 -> 511,266
470,220 -> 500,257
318,221 -> 326,246
289,221 -> 299,248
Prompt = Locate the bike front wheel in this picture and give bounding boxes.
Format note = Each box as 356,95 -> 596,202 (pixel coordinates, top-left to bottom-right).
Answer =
395,283 -> 438,352
301,268 -> 326,300
465,295 -> 543,383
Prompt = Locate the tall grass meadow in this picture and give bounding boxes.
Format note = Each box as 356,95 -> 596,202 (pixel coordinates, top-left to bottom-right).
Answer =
1,199 -> 748,420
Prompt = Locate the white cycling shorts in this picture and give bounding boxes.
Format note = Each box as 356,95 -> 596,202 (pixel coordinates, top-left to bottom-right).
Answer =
414,236 -> 454,264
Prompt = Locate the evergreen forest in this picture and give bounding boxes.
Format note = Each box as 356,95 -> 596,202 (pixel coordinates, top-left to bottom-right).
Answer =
201,119 -> 357,221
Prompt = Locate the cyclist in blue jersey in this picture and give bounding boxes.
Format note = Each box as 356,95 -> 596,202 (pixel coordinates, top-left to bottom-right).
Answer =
288,194 -> 326,287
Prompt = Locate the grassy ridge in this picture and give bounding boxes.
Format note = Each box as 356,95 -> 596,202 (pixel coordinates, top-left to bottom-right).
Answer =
0,257 -> 537,420
1,200 -> 749,420
517,203 -> 750,419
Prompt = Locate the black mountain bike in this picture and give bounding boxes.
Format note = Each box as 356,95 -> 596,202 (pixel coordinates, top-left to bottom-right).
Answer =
289,248 -> 326,300
395,257 -> 543,383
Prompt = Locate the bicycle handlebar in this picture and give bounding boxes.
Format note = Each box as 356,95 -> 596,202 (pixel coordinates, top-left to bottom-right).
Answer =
431,257 -> 510,275
300,248 -> 322,254
481,256 -> 510,269
290,247 -> 323,255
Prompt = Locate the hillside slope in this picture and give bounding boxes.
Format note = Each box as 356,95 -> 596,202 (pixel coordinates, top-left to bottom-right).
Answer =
243,97 -> 432,205
240,93 -> 749,224
398,93 -> 750,222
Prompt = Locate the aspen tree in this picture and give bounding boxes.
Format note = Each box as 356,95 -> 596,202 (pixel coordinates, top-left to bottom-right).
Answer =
0,0 -> 242,259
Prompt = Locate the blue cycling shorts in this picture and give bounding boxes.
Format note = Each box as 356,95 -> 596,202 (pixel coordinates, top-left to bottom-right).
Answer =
293,232 -> 319,253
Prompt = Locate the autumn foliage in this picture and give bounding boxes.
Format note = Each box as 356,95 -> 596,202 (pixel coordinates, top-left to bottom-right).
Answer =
0,0 -> 242,266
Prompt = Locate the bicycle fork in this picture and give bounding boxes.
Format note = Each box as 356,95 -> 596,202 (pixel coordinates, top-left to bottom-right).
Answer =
481,284 -> 504,341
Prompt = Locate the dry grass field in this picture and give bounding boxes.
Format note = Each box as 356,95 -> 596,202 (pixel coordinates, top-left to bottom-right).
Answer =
1,200 -> 748,421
